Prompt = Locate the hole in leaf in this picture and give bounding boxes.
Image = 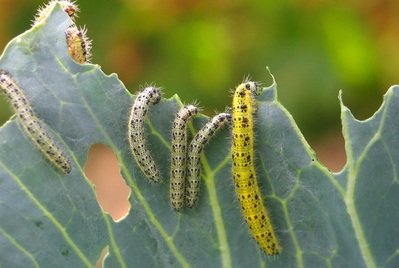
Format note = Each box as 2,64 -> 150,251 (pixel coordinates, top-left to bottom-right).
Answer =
312,129 -> 346,172
84,143 -> 130,221
96,246 -> 109,268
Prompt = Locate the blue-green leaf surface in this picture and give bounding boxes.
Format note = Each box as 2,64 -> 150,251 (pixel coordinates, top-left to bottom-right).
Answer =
0,5 -> 398,268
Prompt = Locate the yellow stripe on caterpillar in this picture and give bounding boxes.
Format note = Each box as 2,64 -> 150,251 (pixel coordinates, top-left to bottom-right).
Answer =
231,80 -> 281,255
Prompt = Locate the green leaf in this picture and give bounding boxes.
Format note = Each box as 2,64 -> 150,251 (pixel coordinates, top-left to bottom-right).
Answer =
0,5 -> 398,268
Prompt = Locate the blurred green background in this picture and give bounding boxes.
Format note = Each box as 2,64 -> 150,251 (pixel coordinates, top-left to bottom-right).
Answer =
1,0 -> 398,171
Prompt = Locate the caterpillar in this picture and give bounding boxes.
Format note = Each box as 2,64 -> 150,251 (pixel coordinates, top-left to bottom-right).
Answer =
65,25 -> 92,64
33,0 -> 79,26
170,104 -> 198,211
128,86 -> 162,183
186,112 -> 232,208
231,80 -> 281,255
0,70 -> 72,174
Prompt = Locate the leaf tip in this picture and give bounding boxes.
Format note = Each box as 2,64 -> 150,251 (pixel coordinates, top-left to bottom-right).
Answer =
338,89 -> 349,112
265,66 -> 276,86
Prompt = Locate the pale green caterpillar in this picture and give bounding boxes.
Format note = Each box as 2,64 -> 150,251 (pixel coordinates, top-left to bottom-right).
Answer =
186,112 -> 231,208
0,71 -> 72,174
170,104 -> 198,211
128,86 -> 163,183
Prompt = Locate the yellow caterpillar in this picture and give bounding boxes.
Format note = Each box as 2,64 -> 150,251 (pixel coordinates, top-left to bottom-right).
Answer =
65,25 -> 92,64
231,81 -> 281,255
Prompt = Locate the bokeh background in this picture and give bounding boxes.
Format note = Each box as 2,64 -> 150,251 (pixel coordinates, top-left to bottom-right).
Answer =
1,0 -> 399,172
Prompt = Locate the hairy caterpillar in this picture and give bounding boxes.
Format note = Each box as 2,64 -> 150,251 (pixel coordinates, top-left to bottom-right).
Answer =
65,25 -> 92,64
33,0 -> 79,26
231,81 -> 281,255
0,71 -> 72,174
186,112 -> 232,208
128,86 -> 162,183
170,104 -> 198,211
